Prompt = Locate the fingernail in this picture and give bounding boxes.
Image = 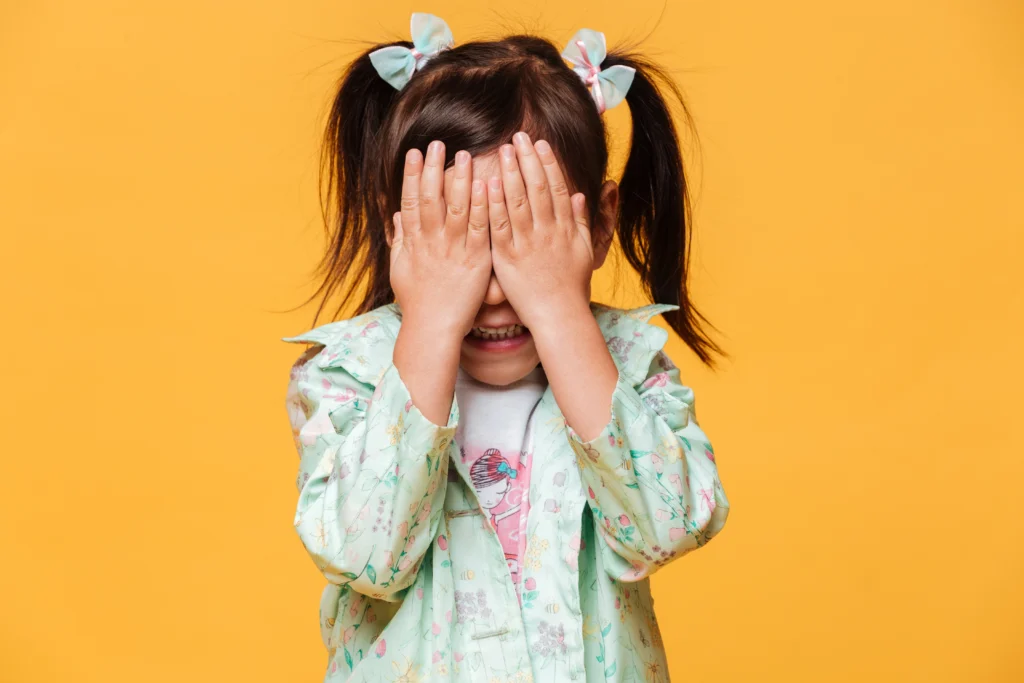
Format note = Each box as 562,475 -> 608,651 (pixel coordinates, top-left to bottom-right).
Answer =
472,179 -> 483,193
514,131 -> 530,146
428,140 -> 442,159
535,139 -> 550,154
406,148 -> 418,163
500,144 -> 515,161
489,176 -> 501,190
456,150 -> 469,165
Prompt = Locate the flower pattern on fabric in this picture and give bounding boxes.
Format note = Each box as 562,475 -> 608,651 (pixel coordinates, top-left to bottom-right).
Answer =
282,301 -> 730,682
454,589 -> 493,622
533,621 -> 568,656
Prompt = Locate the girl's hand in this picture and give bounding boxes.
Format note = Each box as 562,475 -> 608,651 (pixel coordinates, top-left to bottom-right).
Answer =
487,132 -> 622,444
486,131 -> 595,329
390,140 -> 492,336
390,140 -> 491,426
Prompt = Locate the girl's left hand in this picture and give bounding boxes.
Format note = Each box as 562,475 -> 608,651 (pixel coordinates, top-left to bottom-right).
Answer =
487,131 -> 595,329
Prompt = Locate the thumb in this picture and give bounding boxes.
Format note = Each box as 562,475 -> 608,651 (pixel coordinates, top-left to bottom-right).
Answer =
389,212 -> 405,269
571,193 -> 590,242
389,211 -> 404,248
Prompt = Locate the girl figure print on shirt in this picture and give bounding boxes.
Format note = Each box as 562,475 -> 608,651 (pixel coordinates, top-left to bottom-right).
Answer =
467,447 -> 524,583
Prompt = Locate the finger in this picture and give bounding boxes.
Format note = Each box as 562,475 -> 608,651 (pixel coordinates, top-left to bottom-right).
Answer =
487,175 -> 513,249
513,131 -> 555,224
419,140 -> 446,231
466,177 -> 490,251
400,148 -> 423,234
534,139 -> 573,227
498,142 -> 532,234
444,150 -> 472,236
571,193 -> 591,243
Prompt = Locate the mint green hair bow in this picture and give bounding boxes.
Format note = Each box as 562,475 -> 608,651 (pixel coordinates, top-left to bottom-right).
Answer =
496,461 -> 518,479
369,13 -> 455,90
561,28 -> 636,113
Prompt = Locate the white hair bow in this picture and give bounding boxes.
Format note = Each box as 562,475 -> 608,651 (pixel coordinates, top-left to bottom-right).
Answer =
368,13 -> 455,90
561,28 -> 636,113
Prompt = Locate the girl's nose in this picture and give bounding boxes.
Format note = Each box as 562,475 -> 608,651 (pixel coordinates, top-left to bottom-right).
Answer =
482,271 -> 506,306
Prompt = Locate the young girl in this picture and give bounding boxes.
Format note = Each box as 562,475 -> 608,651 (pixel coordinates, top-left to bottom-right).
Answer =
284,13 -> 730,682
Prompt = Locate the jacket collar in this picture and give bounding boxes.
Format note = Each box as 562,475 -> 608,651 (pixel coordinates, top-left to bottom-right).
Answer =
282,300 -> 680,390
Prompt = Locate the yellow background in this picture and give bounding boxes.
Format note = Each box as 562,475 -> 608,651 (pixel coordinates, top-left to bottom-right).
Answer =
1,1 -> 1021,681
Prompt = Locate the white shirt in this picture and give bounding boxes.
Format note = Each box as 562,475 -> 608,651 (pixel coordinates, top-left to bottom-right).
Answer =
453,363 -> 547,595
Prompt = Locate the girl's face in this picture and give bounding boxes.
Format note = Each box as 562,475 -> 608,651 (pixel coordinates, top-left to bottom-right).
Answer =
443,151 -> 618,387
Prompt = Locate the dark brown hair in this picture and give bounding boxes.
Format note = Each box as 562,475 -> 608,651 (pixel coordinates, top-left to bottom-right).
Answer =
303,32 -> 725,366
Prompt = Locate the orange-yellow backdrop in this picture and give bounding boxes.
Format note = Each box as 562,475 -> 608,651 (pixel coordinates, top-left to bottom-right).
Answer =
2,1 -> 1022,681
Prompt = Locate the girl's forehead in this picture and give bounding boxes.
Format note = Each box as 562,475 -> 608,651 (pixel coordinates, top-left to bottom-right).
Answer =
469,151 -> 501,178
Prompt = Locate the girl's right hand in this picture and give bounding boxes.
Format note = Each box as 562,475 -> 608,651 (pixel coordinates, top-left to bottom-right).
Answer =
389,140 -> 491,337
389,140 -> 489,426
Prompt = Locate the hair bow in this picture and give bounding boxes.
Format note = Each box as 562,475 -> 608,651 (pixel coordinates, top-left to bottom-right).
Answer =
496,461 -> 518,479
560,28 -> 636,113
369,13 -> 455,90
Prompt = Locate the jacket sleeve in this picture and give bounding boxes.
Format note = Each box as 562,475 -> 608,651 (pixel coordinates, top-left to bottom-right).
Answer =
285,344 -> 458,601
565,349 -> 729,581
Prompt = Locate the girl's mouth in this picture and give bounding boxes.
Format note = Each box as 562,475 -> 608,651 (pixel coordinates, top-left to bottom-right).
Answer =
464,324 -> 531,352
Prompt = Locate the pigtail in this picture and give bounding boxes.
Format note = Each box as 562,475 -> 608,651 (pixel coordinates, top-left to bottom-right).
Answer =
305,42 -> 407,326
602,51 -> 726,367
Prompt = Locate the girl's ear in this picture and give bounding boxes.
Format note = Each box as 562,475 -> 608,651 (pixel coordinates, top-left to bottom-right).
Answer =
592,180 -> 619,269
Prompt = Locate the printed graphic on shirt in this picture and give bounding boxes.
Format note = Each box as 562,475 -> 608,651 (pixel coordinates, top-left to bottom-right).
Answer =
460,444 -> 531,589
452,363 -> 546,598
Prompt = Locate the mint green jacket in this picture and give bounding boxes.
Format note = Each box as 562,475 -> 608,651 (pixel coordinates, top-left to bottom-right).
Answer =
283,301 -> 730,682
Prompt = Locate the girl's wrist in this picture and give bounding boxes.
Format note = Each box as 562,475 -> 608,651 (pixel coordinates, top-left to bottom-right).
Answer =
397,315 -> 466,358
524,294 -> 589,333
524,294 -> 594,345
398,304 -> 471,340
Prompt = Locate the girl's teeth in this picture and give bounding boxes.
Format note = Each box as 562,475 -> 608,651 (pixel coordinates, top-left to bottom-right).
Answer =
470,324 -> 526,340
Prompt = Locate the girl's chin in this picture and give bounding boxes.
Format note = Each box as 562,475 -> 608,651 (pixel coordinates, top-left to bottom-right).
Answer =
460,344 -> 541,387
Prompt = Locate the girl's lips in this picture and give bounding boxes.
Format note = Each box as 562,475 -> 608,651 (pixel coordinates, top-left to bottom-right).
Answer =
463,328 -> 532,352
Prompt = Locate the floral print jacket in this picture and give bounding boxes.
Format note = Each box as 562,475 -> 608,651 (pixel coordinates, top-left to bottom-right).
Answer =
283,301 -> 730,683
